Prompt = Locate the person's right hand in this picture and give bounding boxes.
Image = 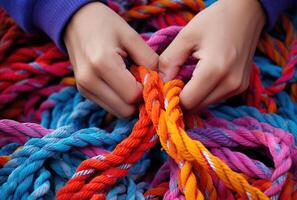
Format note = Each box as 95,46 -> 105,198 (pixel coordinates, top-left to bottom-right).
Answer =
64,2 -> 158,118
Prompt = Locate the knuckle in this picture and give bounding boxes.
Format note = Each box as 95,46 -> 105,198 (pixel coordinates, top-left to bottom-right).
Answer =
159,55 -> 177,69
128,31 -> 138,39
124,93 -> 139,104
226,46 -> 238,64
75,71 -> 90,88
76,84 -> 87,98
205,60 -> 228,77
211,47 -> 238,74
147,52 -> 159,68
125,31 -> 140,43
178,28 -> 192,42
87,52 -> 107,71
159,54 -> 171,67
182,101 -> 194,110
215,64 -> 228,77
226,76 -> 242,92
240,81 -> 250,92
180,96 -> 196,110
118,107 -> 135,118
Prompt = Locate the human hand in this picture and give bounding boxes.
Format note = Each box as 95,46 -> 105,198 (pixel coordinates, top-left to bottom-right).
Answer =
64,2 -> 158,117
159,0 -> 265,110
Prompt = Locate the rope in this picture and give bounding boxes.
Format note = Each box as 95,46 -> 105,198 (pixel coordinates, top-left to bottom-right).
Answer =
0,1 -> 297,199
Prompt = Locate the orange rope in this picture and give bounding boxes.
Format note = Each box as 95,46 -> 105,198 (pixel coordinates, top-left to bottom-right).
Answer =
57,106 -> 157,199
136,67 -> 269,200
122,0 -> 204,20
144,182 -> 169,199
57,67 -> 269,199
0,156 -> 10,167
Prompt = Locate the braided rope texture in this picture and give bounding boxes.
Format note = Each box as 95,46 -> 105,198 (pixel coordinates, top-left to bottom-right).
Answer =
1,0 -> 297,199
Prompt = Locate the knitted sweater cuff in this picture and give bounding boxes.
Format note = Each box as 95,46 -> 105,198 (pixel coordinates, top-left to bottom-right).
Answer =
33,0 -> 100,52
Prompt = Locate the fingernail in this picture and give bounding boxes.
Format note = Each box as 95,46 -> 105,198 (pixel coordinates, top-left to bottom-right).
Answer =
136,82 -> 143,90
135,82 -> 143,102
159,72 -> 167,82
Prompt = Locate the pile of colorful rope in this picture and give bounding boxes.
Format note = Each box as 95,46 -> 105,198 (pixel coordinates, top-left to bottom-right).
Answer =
0,0 -> 297,199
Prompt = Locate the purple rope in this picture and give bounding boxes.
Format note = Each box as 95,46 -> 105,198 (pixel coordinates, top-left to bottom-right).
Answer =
188,116 -> 297,198
211,147 -> 272,179
164,159 -> 185,200
149,160 -> 170,188
212,175 -> 235,200
0,119 -> 106,158
146,26 -> 182,53
0,119 -> 52,145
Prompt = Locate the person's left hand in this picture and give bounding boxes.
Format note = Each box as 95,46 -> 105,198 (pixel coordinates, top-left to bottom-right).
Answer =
158,0 -> 266,110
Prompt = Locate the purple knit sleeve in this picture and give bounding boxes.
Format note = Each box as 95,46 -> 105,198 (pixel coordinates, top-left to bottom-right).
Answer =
0,0 -> 97,51
260,0 -> 297,29
33,0 -> 98,51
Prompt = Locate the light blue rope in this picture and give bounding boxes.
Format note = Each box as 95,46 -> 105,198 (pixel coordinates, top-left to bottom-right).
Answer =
0,118 -> 135,198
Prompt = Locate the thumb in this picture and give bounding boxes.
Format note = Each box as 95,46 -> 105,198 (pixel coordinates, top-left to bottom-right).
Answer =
122,31 -> 159,70
159,32 -> 194,82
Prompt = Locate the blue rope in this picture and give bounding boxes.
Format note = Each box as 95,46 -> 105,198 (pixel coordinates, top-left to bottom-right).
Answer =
0,118 -> 135,198
0,143 -> 20,156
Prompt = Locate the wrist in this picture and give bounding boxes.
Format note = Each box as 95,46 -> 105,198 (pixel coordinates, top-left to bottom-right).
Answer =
64,2 -> 107,48
220,0 -> 266,28
33,0 -> 97,52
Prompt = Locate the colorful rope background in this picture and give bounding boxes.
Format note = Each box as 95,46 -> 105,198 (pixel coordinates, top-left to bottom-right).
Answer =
0,0 -> 297,199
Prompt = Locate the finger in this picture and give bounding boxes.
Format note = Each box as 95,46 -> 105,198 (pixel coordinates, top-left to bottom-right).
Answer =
196,81 -> 241,110
180,58 -> 227,110
93,50 -> 143,104
197,66 -> 251,109
122,31 -> 159,70
159,31 -> 195,82
77,72 -> 136,118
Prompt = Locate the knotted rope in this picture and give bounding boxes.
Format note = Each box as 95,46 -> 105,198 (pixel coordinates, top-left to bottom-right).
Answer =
0,0 -> 297,199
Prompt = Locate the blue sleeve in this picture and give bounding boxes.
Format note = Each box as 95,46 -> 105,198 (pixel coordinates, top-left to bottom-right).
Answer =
260,0 -> 297,29
0,0 -> 96,51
